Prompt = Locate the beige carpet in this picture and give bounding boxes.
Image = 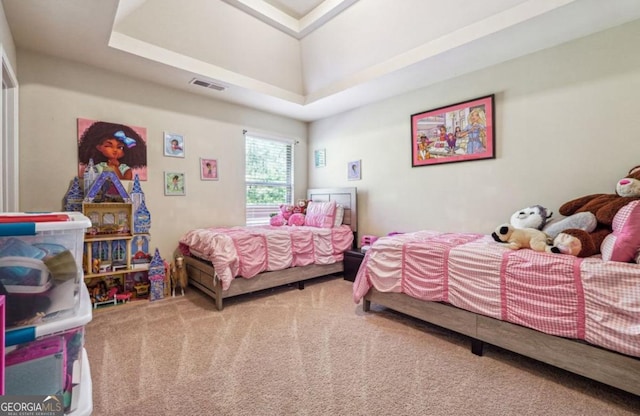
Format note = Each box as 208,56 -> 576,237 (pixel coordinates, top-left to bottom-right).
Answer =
85,276 -> 640,416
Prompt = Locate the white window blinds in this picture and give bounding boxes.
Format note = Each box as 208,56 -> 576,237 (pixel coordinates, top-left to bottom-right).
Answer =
245,132 -> 294,226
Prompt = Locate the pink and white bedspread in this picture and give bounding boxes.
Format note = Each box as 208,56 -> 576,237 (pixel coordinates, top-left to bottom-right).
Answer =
353,230 -> 640,358
179,224 -> 354,290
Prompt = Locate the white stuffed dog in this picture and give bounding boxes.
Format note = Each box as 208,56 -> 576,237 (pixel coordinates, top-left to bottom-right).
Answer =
492,223 -> 555,253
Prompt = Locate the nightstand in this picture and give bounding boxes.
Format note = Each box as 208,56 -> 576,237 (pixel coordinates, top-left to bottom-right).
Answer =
343,249 -> 365,282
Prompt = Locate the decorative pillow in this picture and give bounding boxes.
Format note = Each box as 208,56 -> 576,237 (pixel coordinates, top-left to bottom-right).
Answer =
269,214 -> 286,227
601,200 -> 640,262
288,213 -> 305,226
304,200 -> 337,228
333,204 -> 344,227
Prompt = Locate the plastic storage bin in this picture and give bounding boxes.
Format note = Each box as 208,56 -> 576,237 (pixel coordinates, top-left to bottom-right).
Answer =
67,348 -> 92,416
4,281 -> 92,413
0,212 -> 90,330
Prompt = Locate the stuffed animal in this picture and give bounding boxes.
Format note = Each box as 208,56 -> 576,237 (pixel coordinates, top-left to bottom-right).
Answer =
288,212 -> 305,226
509,205 -> 597,240
551,165 -> 640,257
269,215 -> 287,226
551,229 -> 598,258
542,212 -> 596,240
269,204 -> 294,226
280,204 -> 294,221
510,205 -> 553,230
170,255 -> 188,296
492,224 -> 554,253
293,199 -> 308,215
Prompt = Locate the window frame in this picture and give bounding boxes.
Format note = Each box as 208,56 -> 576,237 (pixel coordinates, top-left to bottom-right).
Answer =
244,131 -> 295,226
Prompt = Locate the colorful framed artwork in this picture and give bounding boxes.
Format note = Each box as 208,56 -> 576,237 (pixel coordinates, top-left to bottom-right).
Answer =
348,160 -> 361,181
200,158 -> 219,181
163,132 -> 185,158
77,118 -> 148,181
164,171 -> 185,196
411,94 -> 495,167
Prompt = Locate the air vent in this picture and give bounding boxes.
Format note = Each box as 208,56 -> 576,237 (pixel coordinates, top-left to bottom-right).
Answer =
189,78 -> 227,91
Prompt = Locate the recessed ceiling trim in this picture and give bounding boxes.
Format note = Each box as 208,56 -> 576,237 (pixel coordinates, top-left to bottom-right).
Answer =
221,0 -> 359,39
305,0 -> 578,104
298,0 -> 359,38
108,31 -> 305,104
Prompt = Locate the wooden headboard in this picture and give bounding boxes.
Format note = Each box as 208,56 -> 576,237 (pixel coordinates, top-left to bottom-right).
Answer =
307,187 -> 358,234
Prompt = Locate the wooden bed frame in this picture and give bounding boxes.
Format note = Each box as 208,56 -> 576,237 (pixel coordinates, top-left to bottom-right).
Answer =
183,187 -> 357,310
363,288 -> 640,396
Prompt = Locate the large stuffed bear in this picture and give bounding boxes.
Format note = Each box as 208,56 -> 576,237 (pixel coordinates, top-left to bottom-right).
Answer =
552,165 -> 640,257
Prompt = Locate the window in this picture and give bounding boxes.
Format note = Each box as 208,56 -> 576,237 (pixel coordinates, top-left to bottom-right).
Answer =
245,132 -> 294,226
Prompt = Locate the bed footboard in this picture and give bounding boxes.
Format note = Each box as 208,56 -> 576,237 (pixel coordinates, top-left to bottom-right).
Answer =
184,255 -> 343,310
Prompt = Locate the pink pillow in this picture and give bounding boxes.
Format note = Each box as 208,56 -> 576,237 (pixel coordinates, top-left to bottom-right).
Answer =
601,200 -> 640,262
270,214 -> 286,226
288,213 -> 305,226
304,200 -> 337,228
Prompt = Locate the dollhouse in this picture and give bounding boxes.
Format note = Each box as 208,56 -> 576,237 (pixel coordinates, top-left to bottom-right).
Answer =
64,171 -> 154,305
148,249 -> 165,301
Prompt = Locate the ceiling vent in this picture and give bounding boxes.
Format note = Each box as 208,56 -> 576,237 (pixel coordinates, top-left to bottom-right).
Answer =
189,78 -> 227,91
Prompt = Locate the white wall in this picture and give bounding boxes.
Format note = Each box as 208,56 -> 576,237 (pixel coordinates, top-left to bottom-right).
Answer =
16,51 -> 308,261
14,17 -> 640,256
309,19 -> 640,243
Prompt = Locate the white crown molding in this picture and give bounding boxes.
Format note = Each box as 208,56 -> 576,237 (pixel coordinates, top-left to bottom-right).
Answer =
221,0 -> 359,39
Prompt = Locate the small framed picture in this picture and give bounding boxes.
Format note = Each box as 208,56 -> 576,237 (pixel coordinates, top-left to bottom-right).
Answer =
348,160 -> 361,181
200,158 -> 219,181
164,171 -> 185,196
164,132 -> 185,158
314,149 -> 326,168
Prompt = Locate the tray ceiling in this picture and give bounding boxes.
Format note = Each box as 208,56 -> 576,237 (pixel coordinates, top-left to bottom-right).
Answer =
4,0 -> 640,121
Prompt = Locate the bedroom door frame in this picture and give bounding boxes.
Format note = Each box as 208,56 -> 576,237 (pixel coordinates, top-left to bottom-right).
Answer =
1,48 -> 18,212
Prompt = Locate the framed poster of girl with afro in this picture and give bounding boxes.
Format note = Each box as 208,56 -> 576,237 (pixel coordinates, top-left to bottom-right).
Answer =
78,118 -> 148,181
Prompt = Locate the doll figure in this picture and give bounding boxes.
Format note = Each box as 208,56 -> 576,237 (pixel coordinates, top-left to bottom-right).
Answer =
461,108 -> 486,155
78,121 -> 147,180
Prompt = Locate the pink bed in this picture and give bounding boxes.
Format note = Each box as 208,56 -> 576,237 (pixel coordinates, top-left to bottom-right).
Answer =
178,187 -> 358,310
180,224 -> 354,290
353,230 -> 640,394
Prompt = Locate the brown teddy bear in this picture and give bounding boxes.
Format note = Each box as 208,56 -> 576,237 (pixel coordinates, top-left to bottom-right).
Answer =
552,165 -> 640,257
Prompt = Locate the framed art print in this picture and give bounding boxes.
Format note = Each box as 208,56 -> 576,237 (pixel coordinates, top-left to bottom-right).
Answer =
164,171 -> 185,195
78,118 -> 148,180
411,94 -> 495,167
314,149 -> 326,168
200,158 -> 218,180
164,132 -> 185,158
348,160 -> 361,181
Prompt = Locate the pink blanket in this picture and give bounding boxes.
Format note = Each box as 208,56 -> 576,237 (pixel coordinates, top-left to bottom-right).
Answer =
353,231 -> 640,358
179,224 -> 354,290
